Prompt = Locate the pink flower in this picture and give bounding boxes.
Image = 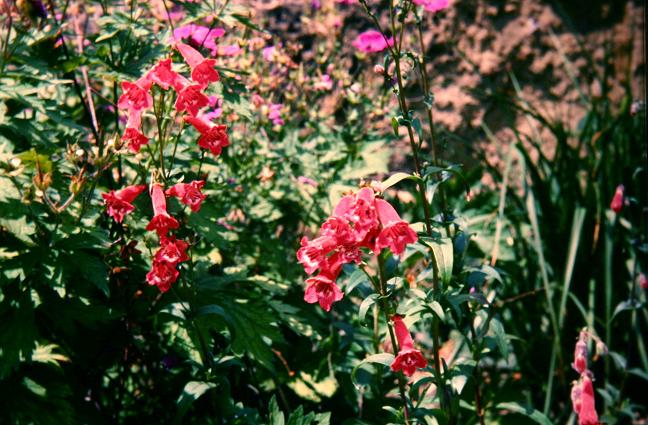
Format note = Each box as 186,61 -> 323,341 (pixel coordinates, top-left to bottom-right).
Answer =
175,80 -> 210,117
640,273 -> 648,289
146,260 -> 179,292
117,77 -> 152,112
303,273 -> 344,312
352,30 -> 393,53
297,176 -> 318,187
184,115 -> 229,156
610,184 -> 624,213
268,103 -> 284,126
217,44 -> 242,56
262,46 -> 277,62
572,331 -> 588,374
413,0 -> 449,12
313,74 -> 334,91
390,315 -> 427,376
334,187 -> 380,243
166,180 -> 206,212
374,198 -> 417,255
154,236 -> 189,265
574,374 -> 599,425
176,42 -> 220,87
146,184 -> 179,237
102,184 -> 147,223
145,58 -> 183,91
296,235 -> 338,275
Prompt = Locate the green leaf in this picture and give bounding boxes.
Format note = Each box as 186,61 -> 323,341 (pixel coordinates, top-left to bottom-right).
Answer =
269,396 -> 285,425
489,318 -> 509,360
427,301 -> 445,322
351,353 -> 395,387
358,294 -> 379,324
391,116 -> 399,136
175,381 -> 218,423
380,172 -> 421,191
421,237 -> 453,286
495,402 -> 552,425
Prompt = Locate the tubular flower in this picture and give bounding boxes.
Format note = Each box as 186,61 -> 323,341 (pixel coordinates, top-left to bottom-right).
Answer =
303,273 -> 344,312
120,109 -> 149,153
573,374 -> 599,425
154,236 -> 189,265
146,58 -> 183,91
175,77 -> 210,117
572,330 -> 588,374
146,184 -> 179,236
390,315 -> 428,376
102,184 -> 147,223
176,42 -> 220,87
374,198 -> 418,254
146,260 -> 179,292
610,184 -> 624,213
166,180 -> 206,212
117,77 -> 153,112
184,115 -> 229,155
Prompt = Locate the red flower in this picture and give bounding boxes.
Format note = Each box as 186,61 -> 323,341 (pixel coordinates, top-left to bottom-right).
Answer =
146,184 -> 179,236
572,331 -> 588,374
146,58 -> 183,91
154,236 -> 189,265
390,315 -> 427,377
176,42 -> 220,87
120,109 -> 148,153
117,77 -> 152,112
640,273 -> 648,289
101,184 -> 147,223
303,273 -> 343,312
375,198 -> 417,254
574,374 -> 599,425
296,235 -> 338,275
146,260 -> 179,292
333,187 -> 380,244
166,180 -> 206,212
610,184 -> 624,213
175,81 -> 210,117
184,115 -> 229,155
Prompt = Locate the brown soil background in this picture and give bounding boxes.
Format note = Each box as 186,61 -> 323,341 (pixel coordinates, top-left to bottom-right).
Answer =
247,0 -> 645,168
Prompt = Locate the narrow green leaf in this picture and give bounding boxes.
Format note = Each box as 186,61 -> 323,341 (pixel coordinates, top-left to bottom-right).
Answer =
495,402 -> 552,425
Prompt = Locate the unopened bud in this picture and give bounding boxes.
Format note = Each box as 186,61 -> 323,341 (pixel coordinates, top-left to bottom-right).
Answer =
374,64 -> 385,74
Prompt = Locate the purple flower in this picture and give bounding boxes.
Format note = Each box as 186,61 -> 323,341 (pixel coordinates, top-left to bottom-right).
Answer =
172,24 -> 226,56
413,0 -> 449,12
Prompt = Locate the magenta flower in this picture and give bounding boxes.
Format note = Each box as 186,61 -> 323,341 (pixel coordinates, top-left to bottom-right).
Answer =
374,198 -> 418,255
413,0 -> 449,12
390,315 -> 428,377
572,373 -> 599,425
117,78 -> 152,112
268,103 -> 284,126
352,30 -> 393,53
572,331 -> 588,374
172,24 -> 225,56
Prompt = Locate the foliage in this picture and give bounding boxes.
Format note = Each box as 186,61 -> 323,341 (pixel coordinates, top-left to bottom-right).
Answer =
0,1 -> 645,424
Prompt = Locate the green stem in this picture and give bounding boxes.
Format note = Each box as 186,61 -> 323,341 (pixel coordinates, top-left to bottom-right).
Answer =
377,254 -> 411,424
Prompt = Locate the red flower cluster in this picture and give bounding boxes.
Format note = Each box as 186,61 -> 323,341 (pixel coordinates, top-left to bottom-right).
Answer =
570,330 -> 600,425
117,42 -> 228,155
102,184 -> 146,223
297,187 -> 417,311
143,183 -> 205,292
390,315 -> 427,377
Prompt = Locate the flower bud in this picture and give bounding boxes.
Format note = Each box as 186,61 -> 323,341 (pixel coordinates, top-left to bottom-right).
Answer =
374,64 -> 385,74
